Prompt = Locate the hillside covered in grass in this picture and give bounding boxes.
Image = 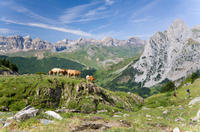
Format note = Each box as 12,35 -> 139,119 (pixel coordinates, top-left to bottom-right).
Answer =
6,44 -> 143,69
0,75 -> 143,112
1,73 -> 200,131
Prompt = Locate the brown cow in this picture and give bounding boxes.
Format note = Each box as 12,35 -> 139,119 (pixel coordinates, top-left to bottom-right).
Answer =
86,75 -> 95,83
67,69 -> 81,77
48,68 -> 81,77
62,69 -> 68,76
48,68 -> 65,76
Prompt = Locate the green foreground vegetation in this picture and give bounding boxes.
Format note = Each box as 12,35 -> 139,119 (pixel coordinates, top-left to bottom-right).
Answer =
0,75 -> 143,112
0,74 -> 200,131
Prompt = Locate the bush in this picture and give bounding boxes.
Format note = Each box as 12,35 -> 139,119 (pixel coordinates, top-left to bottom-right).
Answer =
0,59 -> 18,72
161,81 -> 175,93
191,72 -> 199,83
35,72 -> 46,75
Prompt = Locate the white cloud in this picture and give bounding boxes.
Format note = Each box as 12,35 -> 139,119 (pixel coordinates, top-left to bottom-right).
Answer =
59,1 -> 111,24
131,16 -> 153,23
105,0 -> 115,5
0,1 -> 55,24
59,2 -> 97,24
131,0 -> 160,18
1,18 -> 92,37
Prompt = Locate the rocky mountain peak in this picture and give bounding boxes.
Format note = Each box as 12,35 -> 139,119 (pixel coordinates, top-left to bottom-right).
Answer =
24,35 -> 31,39
167,19 -> 192,42
102,37 -> 114,46
127,36 -> 145,45
120,19 -> 200,87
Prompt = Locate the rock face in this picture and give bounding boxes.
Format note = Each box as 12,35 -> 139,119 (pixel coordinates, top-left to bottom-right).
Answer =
0,35 -> 52,53
0,35 -> 145,53
122,19 -> 200,87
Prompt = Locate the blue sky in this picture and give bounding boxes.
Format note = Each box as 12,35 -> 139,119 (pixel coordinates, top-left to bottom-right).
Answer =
0,0 -> 200,42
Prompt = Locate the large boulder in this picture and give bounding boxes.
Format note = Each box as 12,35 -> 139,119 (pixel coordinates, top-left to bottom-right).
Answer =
13,105 -> 39,121
45,111 -> 63,120
188,97 -> 200,105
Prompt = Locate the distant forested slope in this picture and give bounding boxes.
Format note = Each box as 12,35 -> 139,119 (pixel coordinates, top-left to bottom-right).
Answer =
0,56 -> 85,74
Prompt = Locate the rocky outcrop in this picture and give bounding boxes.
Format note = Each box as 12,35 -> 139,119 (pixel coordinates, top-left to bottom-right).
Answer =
120,19 -> 200,87
29,79 -> 143,113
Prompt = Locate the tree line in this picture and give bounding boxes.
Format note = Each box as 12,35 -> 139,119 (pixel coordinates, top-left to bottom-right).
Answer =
0,59 -> 18,72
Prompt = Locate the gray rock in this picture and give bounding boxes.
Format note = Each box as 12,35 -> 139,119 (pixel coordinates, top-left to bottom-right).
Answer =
163,110 -> 169,114
146,114 -> 151,118
45,111 -> 63,120
113,115 -> 121,118
13,105 -> 39,121
3,121 -> 11,128
189,97 -> 200,105
175,117 -> 185,122
40,119 -> 54,125
173,127 -> 180,132
55,107 -> 68,113
97,110 -> 108,113
123,114 -> 130,117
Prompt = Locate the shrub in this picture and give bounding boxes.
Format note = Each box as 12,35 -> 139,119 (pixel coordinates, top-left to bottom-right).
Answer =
0,59 -> 18,72
35,72 -> 46,75
191,72 -> 199,83
161,81 -> 175,93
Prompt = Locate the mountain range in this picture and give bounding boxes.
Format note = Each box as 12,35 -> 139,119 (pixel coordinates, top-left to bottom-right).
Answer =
0,35 -> 145,54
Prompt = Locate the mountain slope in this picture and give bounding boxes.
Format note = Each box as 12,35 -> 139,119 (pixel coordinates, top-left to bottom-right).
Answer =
0,56 -> 85,74
115,19 -> 200,88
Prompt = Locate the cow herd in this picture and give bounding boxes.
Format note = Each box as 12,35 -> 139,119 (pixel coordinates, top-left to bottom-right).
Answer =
48,68 -> 81,77
48,68 -> 95,82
